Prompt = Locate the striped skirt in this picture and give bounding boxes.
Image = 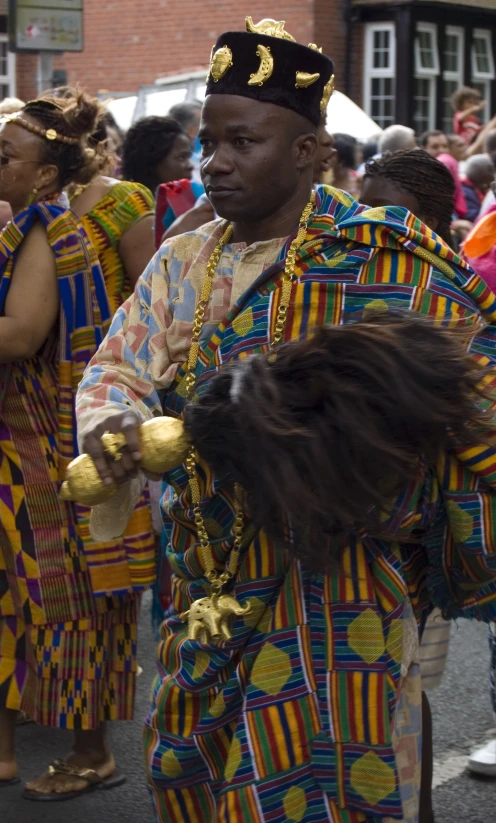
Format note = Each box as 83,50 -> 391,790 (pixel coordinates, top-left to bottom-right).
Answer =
0,597 -> 138,729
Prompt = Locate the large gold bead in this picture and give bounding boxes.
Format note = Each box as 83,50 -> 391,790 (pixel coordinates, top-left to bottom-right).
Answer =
139,417 -> 190,474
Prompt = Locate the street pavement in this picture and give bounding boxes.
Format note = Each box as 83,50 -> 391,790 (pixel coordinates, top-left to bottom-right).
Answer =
1,593 -> 495,822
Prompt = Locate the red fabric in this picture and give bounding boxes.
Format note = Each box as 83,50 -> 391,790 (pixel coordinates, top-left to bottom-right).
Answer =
154,179 -> 197,248
454,111 -> 481,147
438,153 -> 467,219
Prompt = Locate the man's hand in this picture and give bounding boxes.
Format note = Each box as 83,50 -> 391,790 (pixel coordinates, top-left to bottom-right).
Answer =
82,411 -> 144,486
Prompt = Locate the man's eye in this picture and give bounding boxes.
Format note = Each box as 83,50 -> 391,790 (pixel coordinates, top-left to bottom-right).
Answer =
234,137 -> 251,147
199,139 -> 212,149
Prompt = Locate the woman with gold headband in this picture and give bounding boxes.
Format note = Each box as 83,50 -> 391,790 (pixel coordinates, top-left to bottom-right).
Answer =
0,93 -> 155,800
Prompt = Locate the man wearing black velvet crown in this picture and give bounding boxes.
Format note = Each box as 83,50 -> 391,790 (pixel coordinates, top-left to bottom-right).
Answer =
76,17 -> 496,823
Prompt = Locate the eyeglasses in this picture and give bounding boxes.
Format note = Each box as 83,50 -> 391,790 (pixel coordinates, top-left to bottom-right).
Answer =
0,154 -> 38,166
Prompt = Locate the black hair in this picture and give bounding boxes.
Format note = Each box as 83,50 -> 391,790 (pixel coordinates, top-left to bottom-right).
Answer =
185,313 -> 491,569
168,100 -> 202,131
22,92 -> 101,189
364,149 -> 455,244
361,139 -> 378,164
331,133 -> 357,170
121,115 -> 186,192
420,129 -> 446,147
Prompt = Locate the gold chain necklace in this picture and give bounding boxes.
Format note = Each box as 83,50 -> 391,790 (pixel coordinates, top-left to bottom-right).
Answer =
181,192 -> 316,644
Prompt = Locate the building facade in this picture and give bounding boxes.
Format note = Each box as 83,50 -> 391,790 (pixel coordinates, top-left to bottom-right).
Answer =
3,0 -> 496,134
353,0 -> 496,133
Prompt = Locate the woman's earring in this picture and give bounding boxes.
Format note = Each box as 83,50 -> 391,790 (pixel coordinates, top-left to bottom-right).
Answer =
26,187 -> 39,207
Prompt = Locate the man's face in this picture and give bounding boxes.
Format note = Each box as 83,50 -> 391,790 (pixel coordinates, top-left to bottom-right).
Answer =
425,133 -> 449,158
199,94 -> 315,222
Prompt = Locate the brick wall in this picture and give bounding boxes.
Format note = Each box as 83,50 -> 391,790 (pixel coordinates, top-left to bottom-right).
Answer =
15,2 -> 357,107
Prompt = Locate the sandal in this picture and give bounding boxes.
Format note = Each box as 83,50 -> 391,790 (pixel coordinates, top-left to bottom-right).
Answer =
22,758 -> 125,802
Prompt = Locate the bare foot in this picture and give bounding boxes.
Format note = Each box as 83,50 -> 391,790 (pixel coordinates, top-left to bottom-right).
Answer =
24,752 -> 116,797
0,759 -> 18,782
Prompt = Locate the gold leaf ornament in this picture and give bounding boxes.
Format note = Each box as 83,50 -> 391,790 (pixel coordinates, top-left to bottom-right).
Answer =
320,74 -> 335,116
248,44 -> 274,86
245,16 -> 296,41
208,45 -> 233,83
308,43 -> 323,52
295,71 -> 320,88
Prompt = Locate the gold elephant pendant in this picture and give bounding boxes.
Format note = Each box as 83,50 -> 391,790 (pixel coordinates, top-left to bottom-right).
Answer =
181,593 -> 251,644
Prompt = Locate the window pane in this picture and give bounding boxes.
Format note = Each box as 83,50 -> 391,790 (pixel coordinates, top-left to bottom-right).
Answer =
370,76 -> 395,128
414,77 -> 434,133
373,29 -> 390,69
474,37 -> 491,74
418,30 -> 435,70
442,79 -> 458,133
0,41 -> 7,79
444,33 -> 460,74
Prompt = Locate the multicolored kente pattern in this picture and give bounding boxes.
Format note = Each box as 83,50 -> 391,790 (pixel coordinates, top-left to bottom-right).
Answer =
0,201 -> 149,725
77,186 -> 496,820
80,181 -> 154,315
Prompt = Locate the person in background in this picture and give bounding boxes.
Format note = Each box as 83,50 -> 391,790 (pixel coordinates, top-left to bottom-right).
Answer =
420,129 -> 449,158
438,150 -> 467,219
68,107 -> 157,312
378,123 -> 416,155
330,132 -> 361,197
0,98 -> 24,229
121,115 -> 193,195
447,133 -> 467,162
0,92 -> 154,801
452,86 -> 485,147
360,149 -> 455,244
168,100 -> 203,180
462,154 -> 495,222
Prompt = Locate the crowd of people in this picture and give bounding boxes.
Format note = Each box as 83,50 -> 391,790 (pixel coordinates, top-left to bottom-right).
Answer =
1,15 -> 496,823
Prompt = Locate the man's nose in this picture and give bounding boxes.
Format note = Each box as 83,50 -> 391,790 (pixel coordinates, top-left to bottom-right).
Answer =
201,145 -> 234,176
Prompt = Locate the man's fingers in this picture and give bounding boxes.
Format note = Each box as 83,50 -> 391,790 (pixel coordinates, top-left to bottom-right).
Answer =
84,433 -> 115,486
120,413 -> 142,461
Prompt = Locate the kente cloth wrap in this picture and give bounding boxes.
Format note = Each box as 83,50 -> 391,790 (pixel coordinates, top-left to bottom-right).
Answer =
77,187 -> 496,821
0,200 -> 154,633
80,181 -> 154,315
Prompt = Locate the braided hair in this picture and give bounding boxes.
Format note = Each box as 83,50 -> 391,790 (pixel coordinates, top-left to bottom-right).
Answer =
22,92 -> 102,188
363,149 -> 455,244
121,116 -> 186,192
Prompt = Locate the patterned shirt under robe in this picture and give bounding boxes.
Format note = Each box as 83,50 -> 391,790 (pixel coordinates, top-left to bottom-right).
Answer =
77,186 -> 496,823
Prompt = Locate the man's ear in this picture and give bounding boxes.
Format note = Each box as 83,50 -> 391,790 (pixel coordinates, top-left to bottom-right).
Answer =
294,133 -> 318,169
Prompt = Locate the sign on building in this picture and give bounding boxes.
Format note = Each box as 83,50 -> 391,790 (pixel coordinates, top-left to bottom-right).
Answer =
8,0 -> 83,52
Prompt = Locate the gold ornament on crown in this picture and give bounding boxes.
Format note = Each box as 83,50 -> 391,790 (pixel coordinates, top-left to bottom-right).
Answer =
207,45 -> 233,83
245,16 -> 296,41
320,74 -> 335,116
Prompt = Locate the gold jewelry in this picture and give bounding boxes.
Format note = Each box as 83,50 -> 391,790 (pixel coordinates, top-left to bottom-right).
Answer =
25,186 -> 39,207
182,191 -> 316,643
6,114 -> 80,145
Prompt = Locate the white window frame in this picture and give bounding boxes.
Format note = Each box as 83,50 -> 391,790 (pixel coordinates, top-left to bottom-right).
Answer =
444,26 -> 464,85
415,23 -> 440,77
0,34 -> 16,98
472,29 -> 495,80
363,22 -> 396,122
414,23 -> 439,132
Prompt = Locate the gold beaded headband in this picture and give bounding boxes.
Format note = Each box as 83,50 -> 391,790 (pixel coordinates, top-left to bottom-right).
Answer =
5,110 -> 80,145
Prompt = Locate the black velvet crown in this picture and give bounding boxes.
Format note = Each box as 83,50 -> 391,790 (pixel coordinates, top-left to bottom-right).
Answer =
205,19 -> 335,127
